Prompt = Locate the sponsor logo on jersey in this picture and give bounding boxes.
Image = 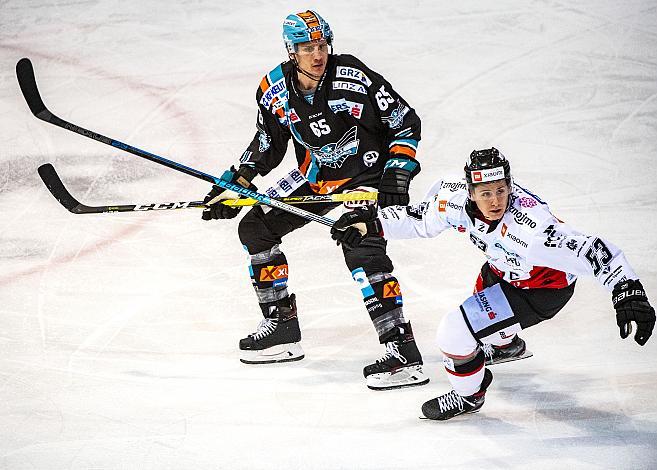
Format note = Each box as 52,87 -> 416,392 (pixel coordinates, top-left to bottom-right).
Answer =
519,197 -> 537,208
259,264 -> 289,281
501,223 -> 508,237
603,266 -> 624,287
469,233 -> 488,252
543,224 -> 565,248
494,241 -> 517,257
333,81 -> 368,95
271,100 -> 285,111
260,78 -> 287,108
438,200 -> 447,212
308,126 -> 360,169
328,99 -> 364,119
363,150 -> 379,167
381,100 -> 410,129
471,167 -> 505,183
336,66 -> 372,86
506,232 -> 528,248
289,108 -> 301,123
566,239 -> 578,251
494,242 -> 521,267
446,201 -> 463,211
508,206 -> 537,228
457,225 -> 466,232
441,181 -> 467,192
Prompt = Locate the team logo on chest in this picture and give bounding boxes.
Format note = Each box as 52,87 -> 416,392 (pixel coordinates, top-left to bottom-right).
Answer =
309,126 -> 360,169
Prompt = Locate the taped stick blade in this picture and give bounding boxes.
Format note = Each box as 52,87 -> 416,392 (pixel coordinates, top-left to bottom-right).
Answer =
37,163 -> 83,213
16,58 -> 49,118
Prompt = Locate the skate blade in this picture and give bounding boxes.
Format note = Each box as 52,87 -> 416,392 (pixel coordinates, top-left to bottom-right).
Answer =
366,365 -> 430,391
485,349 -> 533,366
240,343 -> 304,364
419,408 -> 483,420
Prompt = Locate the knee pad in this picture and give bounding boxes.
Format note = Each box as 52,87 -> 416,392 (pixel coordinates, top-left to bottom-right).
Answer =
342,237 -> 393,274
238,207 -> 272,254
436,309 -> 478,358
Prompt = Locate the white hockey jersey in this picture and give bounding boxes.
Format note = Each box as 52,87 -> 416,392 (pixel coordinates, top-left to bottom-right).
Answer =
379,176 -> 637,291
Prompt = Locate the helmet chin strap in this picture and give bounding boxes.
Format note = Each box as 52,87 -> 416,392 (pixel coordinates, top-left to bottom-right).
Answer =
292,58 -> 322,82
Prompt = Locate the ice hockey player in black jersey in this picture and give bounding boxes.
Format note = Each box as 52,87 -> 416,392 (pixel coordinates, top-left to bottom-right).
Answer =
331,148 -> 655,418
201,10 -> 428,390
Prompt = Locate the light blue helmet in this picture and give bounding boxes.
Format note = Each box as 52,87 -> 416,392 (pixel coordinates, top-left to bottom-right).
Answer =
283,10 -> 333,54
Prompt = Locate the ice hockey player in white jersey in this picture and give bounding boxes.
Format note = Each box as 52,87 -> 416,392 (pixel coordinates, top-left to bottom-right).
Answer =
330,147 -> 655,420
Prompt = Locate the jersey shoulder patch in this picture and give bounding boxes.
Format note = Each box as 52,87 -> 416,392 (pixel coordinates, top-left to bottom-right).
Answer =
257,63 -> 290,112
507,184 -> 553,234
432,178 -> 468,221
333,54 -> 373,88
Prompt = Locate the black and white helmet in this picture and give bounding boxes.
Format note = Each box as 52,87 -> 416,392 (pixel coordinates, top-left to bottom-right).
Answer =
464,147 -> 511,192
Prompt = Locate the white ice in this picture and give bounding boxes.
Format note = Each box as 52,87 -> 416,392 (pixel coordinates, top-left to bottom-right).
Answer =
1,1 -> 657,469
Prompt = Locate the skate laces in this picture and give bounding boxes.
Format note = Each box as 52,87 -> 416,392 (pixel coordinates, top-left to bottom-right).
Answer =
251,317 -> 278,341
482,343 -> 495,360
437,390 -> 465,413
377,341 -> 408,365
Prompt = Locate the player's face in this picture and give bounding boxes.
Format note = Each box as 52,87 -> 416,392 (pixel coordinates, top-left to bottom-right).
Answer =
471,180 -> 510,220
293,39 -> 329,80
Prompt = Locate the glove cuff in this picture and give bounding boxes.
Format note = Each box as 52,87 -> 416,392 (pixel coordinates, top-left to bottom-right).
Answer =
237,165 -> 258,183
612,279 -> 647,306
384,156 -> 421,178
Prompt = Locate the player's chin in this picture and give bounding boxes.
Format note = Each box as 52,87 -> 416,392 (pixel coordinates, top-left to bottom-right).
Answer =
487,209 -> 505,220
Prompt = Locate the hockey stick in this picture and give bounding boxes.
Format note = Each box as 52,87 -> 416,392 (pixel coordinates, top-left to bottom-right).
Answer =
17,58 -> 340,227
38,163 -> 376,214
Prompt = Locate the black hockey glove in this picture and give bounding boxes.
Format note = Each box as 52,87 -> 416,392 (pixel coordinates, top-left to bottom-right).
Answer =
330,205 -> 382,249
612,279 -> 655,346
377,156 -> 420,208
201,165 -> 258,220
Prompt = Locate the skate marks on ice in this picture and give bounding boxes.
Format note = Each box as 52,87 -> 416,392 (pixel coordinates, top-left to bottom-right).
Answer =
417,369 -> 657,467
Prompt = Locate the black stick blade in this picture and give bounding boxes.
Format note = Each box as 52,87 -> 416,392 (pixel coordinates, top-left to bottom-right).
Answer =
37,163 -> 83,213
16,58 -> 49,118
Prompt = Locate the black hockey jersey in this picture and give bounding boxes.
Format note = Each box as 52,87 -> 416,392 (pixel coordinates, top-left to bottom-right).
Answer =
238,54 -> 421,194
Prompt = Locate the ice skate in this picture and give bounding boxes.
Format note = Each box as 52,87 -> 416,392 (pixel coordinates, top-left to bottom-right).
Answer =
421,368 -> 493,420
483,335 -> 532,366
364,324 -> 429,390
239,294 -> 304,364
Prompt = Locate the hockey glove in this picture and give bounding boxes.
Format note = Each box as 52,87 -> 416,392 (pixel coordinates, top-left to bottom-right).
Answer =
330,205 -> 382,249
202,165 -> 258,220
377,156 -> 420,208
612,279 -> 655,346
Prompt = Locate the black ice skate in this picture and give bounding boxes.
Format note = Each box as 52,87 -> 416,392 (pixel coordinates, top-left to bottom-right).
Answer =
364,324 -> 429,391
482,335 -> 533,366
239,294 -> 304,364
421,368 -> 494,421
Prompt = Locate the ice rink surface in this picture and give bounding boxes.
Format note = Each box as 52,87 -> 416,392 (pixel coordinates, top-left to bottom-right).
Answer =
1,1 -> 657,468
